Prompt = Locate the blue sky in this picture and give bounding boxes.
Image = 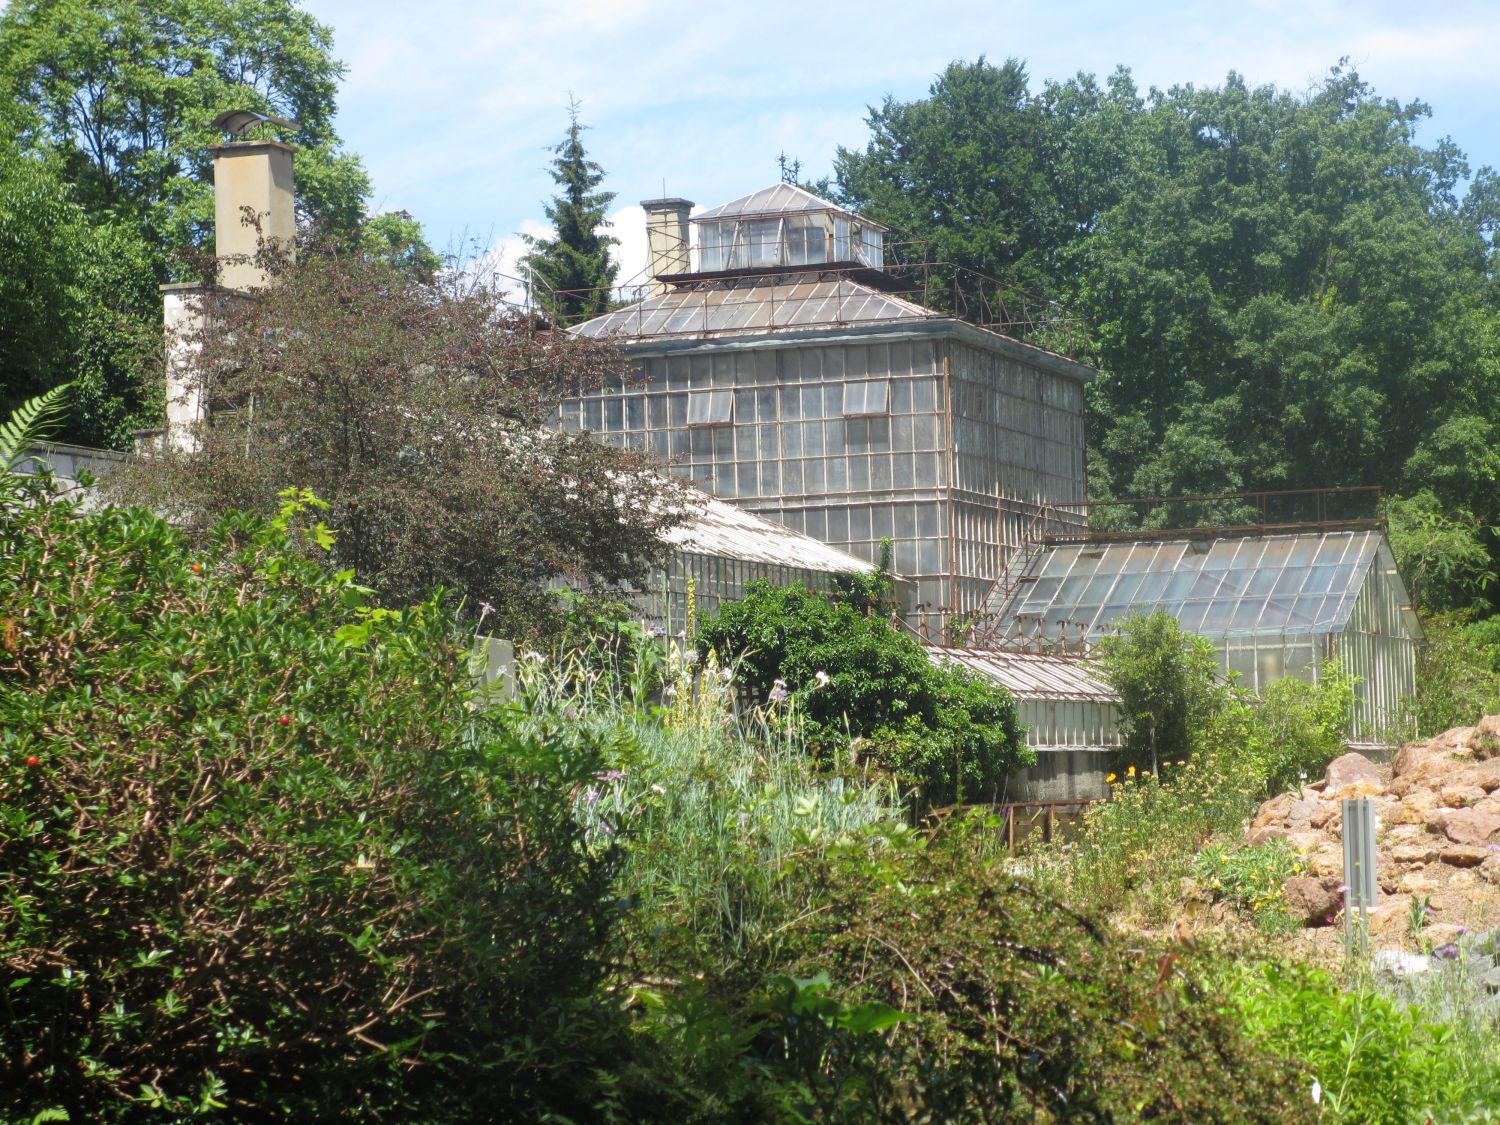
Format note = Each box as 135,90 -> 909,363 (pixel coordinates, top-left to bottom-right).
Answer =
306,0 -> 1500,290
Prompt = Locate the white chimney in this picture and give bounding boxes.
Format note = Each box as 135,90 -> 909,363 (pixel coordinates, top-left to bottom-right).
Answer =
209,137 -> 297,290
641,197 -> 693,297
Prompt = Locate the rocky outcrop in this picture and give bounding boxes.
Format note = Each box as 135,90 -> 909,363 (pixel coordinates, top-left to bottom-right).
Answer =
1251,719 -> 1500,929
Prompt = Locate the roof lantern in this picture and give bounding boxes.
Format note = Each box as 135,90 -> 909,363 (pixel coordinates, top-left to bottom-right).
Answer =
688,183 -> 886,274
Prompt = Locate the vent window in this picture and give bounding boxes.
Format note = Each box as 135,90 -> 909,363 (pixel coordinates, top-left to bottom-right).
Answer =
842,380 -> 890,417
687,389 -> 734,427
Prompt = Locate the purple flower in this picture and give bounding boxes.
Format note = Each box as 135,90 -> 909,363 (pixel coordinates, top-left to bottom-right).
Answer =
768,678 -> 789,703
595,769 -> 627,783
581,786 -> 601,806
1435,944 -> 1460,961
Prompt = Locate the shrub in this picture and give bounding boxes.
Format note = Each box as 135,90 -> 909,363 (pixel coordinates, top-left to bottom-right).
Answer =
1194,840 -> 1307,933
1095,610 -> 1228,773
698,578 -> 1029,807
1244,662 -> 1358,795
0,479 -> 624,1121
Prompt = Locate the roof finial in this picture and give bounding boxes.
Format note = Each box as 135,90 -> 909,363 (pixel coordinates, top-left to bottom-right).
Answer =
777,151 -> 801,185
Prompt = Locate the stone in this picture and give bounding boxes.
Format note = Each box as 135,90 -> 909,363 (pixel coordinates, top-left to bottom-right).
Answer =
1423,923 -> 1469,947
1369,896 -> 1411,934
1440,785 -> 1488,808
1310,800 -> 1342,829
1390,844 -> 1439,865
1400,871 -> 1439,895
1308,848 -> 1343,878
1251,792 -> 1293,831
1285,797 -> 1321,829
1392,789 -> 1437,824
1282,875 -> 1343,927
1424,808 -> 1456,834
1325,751 -> 1385,792
1336,778 -> 1386,799
1248,825 -> 1290,847
1439,844 -> 1491,867
1441,808 -> 1500,847
1480,855 -> 1500,886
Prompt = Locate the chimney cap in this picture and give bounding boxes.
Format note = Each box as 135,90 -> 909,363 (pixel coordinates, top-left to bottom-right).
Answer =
640,197 -> 694,212
213,108 -> 300,139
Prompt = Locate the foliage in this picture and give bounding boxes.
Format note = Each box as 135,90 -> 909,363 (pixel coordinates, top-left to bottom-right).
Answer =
0,0 -> 373,447
1246,661 -> 1358,795
1223,961 -> 1500,1124
1194,840 -> 1307,933
1387,489 -> 1497,613
0,479 -> 632,1121
0,383 -> 71,471
1095,610 -> 1228,773
697,578 -> 1030,807
837,59 -> 1500,614
0,0 -> 367,249
765,818 -> 1314,1122
360,209 -> 443,281
1409,611 -> 1500,736
519,101 -> 619,326
109,237 -> 687,639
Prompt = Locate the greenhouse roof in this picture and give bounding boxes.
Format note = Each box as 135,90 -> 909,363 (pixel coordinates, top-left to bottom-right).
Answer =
692,183 -> 882,227
666,490 -> 874,574
984,529 -> 1397,641
927,647 -> 1116,703
571,276 -> 932,340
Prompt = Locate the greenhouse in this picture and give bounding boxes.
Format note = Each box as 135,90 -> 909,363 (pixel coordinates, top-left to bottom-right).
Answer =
980,528 -> 1419,745
928,646 -> 1120,801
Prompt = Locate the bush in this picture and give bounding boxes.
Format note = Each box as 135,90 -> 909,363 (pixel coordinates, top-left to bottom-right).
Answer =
1095,611 -> 1227,773
1194,840 -> 1307,933
0,479 -> 625,1121
698,578 -> 1029,807
1245,663 -> 1358,795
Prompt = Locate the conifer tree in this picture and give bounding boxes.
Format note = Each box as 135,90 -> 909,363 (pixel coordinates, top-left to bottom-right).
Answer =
519,102 -> 619,326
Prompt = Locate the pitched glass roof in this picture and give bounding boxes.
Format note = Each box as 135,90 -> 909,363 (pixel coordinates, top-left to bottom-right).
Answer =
692,183 -> 884,227
571,277 -> 933,340
984,530 -> 1386,641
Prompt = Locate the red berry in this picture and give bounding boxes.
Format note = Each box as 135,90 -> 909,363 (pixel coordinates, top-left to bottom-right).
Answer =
278,716 -> 290,726
25,756 -> 39,767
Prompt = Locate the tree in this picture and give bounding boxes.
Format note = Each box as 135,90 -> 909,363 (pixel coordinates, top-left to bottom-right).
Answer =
0,0 -> 370,252
1095,611 -> 1227,774
698,577 -> 1029,806
0,0 -> 374,447
518,103 -> 618,326
111,239 -> 687,641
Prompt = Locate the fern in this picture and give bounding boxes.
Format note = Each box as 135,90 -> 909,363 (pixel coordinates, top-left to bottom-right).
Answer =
0,383 -> 72,473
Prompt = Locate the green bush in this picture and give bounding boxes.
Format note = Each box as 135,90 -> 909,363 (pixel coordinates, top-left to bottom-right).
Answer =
1223,960 -> 1498,1124
1194,840 -> 1307,933
697,578 -> 1029,807
1095,611 -> 1228,774
0,479 -> 625,1121
1244,663 -> 1358,795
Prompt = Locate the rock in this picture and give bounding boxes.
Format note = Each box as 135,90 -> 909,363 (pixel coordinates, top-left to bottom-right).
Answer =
1372,796 -> 1402,825
1394,734 -> 1455,778
1373,949 -> 1432,976
1310,800 -> 1342,829
1283,875 -> 1343,927
1369,896 -> 1411,933
1424,807 -> 1457,834
1390,844 -> 1439,865
1439,844 -> 1491,868
1440,785 -> 1488,808
1424,923 -> 1469,947
1441,808 -> 1500,847
1284,831 -> 1327,855
1400,871 -> 1439,895
1285,797 -> 1321,829
1385,823 -> 1427,844
1326,752 -> 1385,793
1248,825 -> 1290,847
1337,778 -> 1386,799
1308,848 -> 1343,878
1393,790 -> 1437,824
1480,855 -> 1500,886
1252,792 -> 1293,831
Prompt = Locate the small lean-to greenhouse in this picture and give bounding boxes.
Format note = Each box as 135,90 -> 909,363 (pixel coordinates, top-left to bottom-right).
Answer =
981,528 -> 1420,746
928,647 -> 1120,801
637,488 -> 901,635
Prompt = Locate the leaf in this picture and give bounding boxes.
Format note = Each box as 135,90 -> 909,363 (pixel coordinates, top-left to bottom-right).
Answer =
0,383 -> 72,473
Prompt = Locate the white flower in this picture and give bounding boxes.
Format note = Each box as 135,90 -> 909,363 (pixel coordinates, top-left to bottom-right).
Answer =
813,670 -> 831,689
1310,1079 -> 1322,1105
768,679 -> 789,703
718,665 -> 733,684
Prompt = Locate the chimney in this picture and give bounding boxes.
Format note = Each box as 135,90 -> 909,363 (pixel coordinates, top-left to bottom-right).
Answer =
641,197 -> 693,297
209,128 -> 297,290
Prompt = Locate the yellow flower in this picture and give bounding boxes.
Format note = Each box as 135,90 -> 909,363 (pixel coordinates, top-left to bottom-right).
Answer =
1106,772 -> 1118,784
1126,765 -> 1136,778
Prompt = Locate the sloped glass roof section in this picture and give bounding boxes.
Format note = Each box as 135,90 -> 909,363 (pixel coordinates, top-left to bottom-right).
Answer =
572,277 -> 932,340
985,530 -> 1387,641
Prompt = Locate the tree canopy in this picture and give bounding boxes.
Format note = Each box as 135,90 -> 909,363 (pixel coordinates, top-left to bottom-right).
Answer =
519,103 -> 619,326
836,58 -> 1500,618
111,238 -> 687,639
0,0 -> 375,447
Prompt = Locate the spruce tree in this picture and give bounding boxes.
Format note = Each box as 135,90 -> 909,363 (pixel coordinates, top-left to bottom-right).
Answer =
519,103 -> 618,326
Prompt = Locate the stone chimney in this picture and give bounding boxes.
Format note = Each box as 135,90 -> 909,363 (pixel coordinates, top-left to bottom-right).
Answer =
209,137 -> 297,290
641,197 -> 693,297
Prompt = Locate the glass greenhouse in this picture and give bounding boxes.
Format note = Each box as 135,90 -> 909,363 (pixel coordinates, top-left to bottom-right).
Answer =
981,529 -> 1420,744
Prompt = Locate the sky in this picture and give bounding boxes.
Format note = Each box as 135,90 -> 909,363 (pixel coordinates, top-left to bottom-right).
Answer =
305,0 -> 1500,293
